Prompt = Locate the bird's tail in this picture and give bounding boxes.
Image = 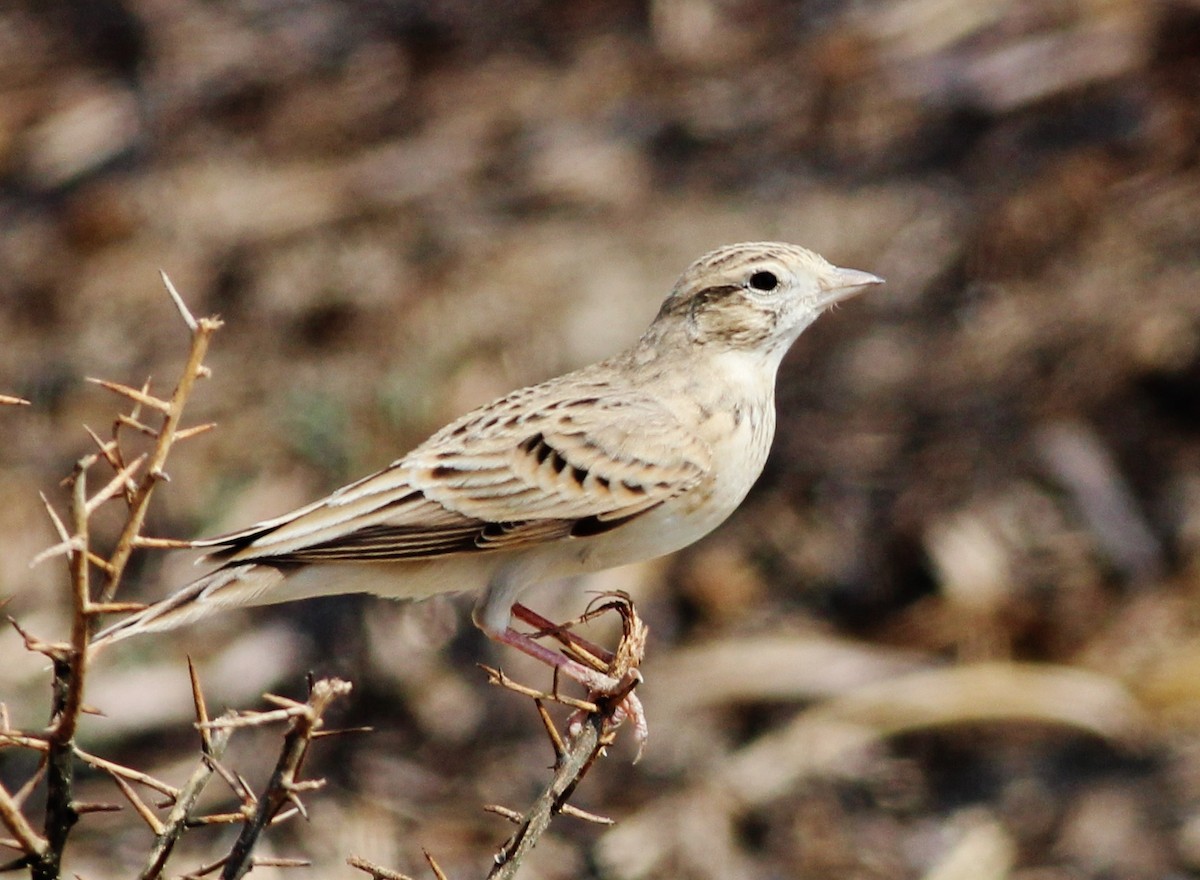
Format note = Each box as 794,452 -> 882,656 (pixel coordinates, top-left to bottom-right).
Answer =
91,563 -> 288,651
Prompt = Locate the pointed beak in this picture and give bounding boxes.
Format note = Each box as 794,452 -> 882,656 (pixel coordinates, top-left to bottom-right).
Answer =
817,266 -> 885,307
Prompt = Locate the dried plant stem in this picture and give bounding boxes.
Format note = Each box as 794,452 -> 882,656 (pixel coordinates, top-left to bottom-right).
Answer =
0,782 -> 46,864
34,463 -> 94,879
98,309 -> 223,604
139,728 -> 233,880
0,276 -> 223,879
220,679 -> 352,880
487,711 -> 610,880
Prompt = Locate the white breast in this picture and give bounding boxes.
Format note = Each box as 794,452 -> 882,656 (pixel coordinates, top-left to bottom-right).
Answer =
561,352 -> 778,575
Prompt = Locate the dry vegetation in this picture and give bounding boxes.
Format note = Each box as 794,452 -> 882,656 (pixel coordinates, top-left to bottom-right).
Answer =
2,0 -> 1200,877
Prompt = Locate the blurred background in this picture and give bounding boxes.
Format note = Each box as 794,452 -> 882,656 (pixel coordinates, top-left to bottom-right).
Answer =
2,0 -> 1200,877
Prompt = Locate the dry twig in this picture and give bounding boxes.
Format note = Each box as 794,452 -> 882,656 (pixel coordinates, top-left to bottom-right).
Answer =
218,678 -> 352,880
0,276 -> 225,879
351,596 -> 646,880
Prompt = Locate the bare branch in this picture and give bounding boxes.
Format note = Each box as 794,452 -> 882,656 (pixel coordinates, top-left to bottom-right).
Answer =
138,732 -> 232,880
84,454 -> 147,516
0,781 -> 47,860
131,536 -> 194,550
98,285 -> 222,604
111,774 -> 165,836
219,679 -> 352,880
74,749 -> 179,800
83,601 -> 149,616
483,804 -> 523,824
558,802 -> 615,825
486,711 -> 610,880
347,855 -> 417,880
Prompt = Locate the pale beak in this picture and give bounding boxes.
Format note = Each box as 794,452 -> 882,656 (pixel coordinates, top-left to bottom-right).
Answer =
817,266 -> 885,307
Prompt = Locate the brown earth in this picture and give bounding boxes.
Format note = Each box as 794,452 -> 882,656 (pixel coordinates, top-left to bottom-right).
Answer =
2,1 -> 1200,877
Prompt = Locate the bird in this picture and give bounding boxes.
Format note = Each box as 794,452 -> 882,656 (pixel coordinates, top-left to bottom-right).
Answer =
94,242 -> 882,709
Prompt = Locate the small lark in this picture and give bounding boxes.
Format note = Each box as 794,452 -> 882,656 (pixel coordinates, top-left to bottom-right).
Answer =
97,242 -> 881,716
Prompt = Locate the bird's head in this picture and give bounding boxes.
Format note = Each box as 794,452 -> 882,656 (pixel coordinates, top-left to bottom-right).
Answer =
648,242 -> 883,357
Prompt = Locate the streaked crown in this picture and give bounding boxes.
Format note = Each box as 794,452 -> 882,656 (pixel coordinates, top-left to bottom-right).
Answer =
646,242 -> 882,353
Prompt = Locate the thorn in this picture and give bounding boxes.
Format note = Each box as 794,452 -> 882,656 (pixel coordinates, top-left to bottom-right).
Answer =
422,849 -> 450,880
234,772 -> 257,806
28,536 -> 84,570
174,422 -> 217,441
74,748 -> 180,798
251,857 -> 311,869
160,270 -> 198,332
84,552 -> 117,575
131,536 -> 194,549
188,657 -> 211,751
483,803 -> 523,824
6,617 -> 69,661
285,791 -> 309,821
535,699 -> 566,760
13,763 -> 47,807
559,802 -> 615,825
310,726 -> 373,739
478,664 -> 599,713
346,855 -> 415,880
110,773 -> 165,834
85,378 -> 171,414
83,601 -> 149,616
36,492 -> 70,543
261,693 -> 308,711
115,413 -> 159,439
84,453 -> 146,515
268,806 -> 301,826
0,395 -> 30,406
82,424 -> 125,473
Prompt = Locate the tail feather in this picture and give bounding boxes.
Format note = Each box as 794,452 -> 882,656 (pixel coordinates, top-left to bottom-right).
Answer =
92,563 -> 288,650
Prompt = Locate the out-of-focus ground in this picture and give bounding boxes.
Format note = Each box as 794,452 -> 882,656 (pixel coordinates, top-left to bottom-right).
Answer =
2,0 -> 1200,877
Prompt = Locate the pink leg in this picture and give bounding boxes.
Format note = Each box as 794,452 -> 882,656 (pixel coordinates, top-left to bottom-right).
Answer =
490,626 -> 625,693
488,621 -> 649,751
511,603 -> 615,665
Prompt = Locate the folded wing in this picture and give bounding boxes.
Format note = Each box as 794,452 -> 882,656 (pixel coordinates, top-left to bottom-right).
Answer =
195,377 -> 713,565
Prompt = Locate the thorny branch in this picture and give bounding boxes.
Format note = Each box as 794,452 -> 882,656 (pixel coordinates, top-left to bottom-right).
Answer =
216,678 -> 353,880
137,660 -> 232,880
349,596 -> 646,880
3,272 -> 650,880
0,276 -> 228,879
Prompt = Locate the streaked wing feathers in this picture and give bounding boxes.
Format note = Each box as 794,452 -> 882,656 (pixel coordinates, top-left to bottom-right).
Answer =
197,376 -> 712,564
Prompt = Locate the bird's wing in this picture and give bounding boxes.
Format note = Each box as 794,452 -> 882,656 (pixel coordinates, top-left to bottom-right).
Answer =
196,376 -> 713,564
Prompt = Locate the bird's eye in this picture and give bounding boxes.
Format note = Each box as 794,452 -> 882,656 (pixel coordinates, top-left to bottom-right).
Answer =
748,270 -> 779,292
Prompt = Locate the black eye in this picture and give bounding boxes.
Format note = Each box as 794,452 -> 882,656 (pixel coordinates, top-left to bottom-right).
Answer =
748,270 -> 779,292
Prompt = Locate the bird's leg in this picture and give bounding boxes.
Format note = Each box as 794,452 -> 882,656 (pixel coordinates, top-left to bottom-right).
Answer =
488,621 -> 649,752
474,582 -> 647,746
510,603 -> 615,669
509,599 -> 650,754
487,623 -> 628,693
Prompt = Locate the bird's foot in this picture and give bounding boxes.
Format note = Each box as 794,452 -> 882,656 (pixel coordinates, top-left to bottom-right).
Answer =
491,594 -> 648,753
